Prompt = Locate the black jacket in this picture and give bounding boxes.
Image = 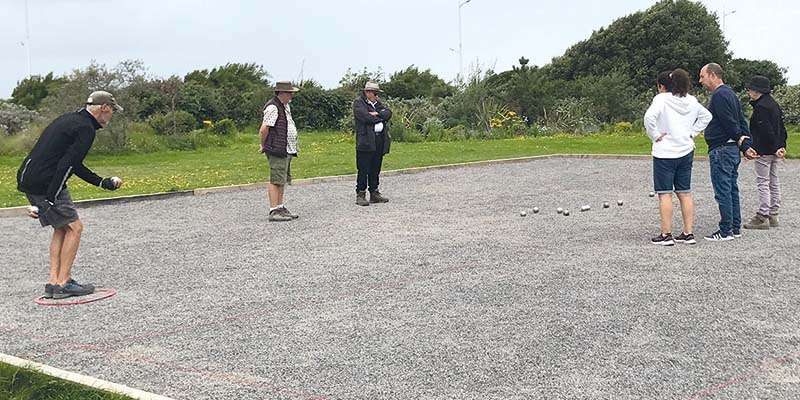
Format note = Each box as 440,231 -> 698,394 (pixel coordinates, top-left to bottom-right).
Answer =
353,95 -> 392,154
16,109 -> 104,202
749,93 -> 788,155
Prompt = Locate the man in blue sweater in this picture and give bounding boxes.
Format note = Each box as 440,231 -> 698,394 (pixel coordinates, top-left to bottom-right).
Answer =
699,63 -> 758,241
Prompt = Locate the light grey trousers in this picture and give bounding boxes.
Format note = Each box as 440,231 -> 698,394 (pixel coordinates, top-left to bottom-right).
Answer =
754,155 -> 781,216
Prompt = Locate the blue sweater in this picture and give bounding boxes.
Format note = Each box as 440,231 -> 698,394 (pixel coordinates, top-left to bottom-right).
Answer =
704,84 -> 750,151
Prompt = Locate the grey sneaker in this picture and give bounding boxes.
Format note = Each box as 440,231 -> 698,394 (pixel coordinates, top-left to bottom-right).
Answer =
279,206 -> 299,219
356,191 -> 370,206
769,213 -> 779,227
369,191 -> 389,203
44,283 -> 56,299
268,208 -> 293,222
743,214 -> 770,230
52,282 -> 94,299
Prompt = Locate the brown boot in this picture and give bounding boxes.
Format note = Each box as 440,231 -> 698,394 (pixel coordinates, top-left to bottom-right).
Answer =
769,213 -> 779,227
369,191 -> 389,203
743,214 -> 770,230
356,191 -> 369,206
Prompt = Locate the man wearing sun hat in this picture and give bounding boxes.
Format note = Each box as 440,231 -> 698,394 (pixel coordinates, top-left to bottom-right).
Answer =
259,81 -> 301,221
352,81 -> 392,206
16,90 -> 124,300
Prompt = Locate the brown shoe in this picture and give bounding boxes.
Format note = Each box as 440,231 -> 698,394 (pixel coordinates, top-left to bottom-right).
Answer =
268,208 -> 293,222
743,214 -> 770,230
769,213 -> 779,227
356,191 -> 370,206
369,191 -> 389,203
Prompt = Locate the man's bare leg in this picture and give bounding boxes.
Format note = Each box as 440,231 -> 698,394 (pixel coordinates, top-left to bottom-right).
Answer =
56,219 -> 83,285
49,228 -> 66,284
268,183 -> 284,208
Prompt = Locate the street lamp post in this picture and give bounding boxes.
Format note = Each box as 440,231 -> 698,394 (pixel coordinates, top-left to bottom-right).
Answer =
721,6 -> 736,36
458,0 -> 472,79
24,0 -> 32,78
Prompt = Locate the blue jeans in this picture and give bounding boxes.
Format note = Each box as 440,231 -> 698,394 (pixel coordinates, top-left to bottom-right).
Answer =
708,145 -> 741,235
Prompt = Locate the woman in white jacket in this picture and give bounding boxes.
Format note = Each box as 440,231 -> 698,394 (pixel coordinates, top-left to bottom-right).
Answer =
644,69 -> 712,246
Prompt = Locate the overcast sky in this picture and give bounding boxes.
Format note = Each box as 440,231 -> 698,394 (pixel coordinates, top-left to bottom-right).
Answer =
1,0 -> 798,99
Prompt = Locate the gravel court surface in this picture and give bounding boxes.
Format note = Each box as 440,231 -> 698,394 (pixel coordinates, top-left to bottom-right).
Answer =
2,156 -> 800,399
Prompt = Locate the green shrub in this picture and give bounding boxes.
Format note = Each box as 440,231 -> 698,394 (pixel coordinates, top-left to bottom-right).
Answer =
0,101 -> 41,135
148,110 -> 198,135
422,117 -> 446,141
211,118 -> 236,135
541,97 -> 601,134
391,123 -> 423,143
773,85 -> 800,125
0,125 -> 42,155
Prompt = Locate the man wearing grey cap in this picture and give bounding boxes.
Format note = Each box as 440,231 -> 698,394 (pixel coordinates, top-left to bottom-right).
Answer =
16,90 -> 124,299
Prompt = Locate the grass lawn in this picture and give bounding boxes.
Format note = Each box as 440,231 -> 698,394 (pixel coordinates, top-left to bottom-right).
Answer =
1,130 -> 798,208
0,362 -> 133,400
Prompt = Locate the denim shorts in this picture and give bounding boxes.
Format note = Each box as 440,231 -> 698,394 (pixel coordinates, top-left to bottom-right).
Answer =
653,151 -> 694,194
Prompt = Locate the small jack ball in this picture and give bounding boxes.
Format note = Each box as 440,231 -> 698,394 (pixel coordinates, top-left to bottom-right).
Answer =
649,192 -> 656,197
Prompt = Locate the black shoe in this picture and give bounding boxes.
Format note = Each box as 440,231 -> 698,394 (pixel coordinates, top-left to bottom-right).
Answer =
674,232 -> 696,245
52,282 -> 94,299
651,233 -> 675,246
732,229 -> 742,238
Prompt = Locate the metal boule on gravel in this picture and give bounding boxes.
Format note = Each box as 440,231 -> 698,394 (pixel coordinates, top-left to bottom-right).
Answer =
603,202 -> 610,208
533,207 -> 540,214
557,207 -> 564,214
580,205 -> 590,212
617,200 -> 624,206
649,192 -> 655,197
520,210 -> 527,217
563,210 -> 570,216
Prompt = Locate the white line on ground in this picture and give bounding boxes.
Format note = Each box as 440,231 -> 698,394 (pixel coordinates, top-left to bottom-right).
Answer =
0,353 -> 175,400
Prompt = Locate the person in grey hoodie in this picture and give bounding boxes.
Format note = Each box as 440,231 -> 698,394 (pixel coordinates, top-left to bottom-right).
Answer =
644,69 -> 712,246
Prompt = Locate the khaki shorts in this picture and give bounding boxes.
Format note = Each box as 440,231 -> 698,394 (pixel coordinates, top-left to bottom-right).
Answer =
267,154 -> 292,185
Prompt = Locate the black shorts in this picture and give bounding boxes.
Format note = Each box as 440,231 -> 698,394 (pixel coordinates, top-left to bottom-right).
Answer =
25,188 -> 79,229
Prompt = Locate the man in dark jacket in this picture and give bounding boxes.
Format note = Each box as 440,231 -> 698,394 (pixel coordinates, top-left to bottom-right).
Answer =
16,91 -> 123,299
698,63 -> 757,242
743,75 -> 788,230
353,81 -> 392,206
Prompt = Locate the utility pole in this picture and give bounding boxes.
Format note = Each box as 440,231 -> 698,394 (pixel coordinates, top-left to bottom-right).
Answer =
721,5 -> 736,37
24,0 -> 32,77
458,0 -> 472,79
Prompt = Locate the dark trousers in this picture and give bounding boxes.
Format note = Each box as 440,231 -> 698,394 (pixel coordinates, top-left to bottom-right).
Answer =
356,134 -> 385,193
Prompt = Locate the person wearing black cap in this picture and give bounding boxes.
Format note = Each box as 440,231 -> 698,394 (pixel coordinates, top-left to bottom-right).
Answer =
743,75 -> 788,230
16,91 -> 124,299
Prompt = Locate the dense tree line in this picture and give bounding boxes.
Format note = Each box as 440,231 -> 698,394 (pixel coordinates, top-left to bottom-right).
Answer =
3,0 -> 794,142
